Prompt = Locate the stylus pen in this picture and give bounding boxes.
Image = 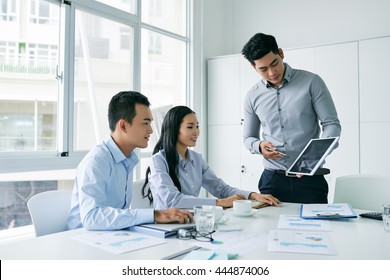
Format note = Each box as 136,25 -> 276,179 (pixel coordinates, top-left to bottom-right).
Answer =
265,147 -> 286,156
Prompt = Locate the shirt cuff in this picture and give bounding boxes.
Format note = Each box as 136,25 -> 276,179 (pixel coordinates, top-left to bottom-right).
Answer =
135,208 -> 155,224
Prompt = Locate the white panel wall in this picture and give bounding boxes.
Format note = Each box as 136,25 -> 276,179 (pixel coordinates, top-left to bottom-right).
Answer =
207,56 -> 241,126
359,37 -> 390,122
207,57 -> 242,188
359,37 -> 390,175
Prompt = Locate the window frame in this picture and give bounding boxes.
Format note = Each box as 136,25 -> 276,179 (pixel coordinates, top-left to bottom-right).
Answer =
0,0 -> 192,178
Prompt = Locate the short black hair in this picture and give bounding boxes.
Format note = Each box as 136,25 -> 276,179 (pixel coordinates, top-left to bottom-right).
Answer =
108,91 -> 150,132
241,33 -> 279,65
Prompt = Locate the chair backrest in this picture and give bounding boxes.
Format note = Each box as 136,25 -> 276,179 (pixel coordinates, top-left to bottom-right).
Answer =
27,190 -> 72,237
131,179 -> 154,209
333,174 -> 390,211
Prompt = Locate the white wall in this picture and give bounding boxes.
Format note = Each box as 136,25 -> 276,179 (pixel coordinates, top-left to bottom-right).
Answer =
202,0 -> 390,56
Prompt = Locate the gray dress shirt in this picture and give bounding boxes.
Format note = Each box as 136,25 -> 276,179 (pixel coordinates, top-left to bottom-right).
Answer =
243,63 -> 341,171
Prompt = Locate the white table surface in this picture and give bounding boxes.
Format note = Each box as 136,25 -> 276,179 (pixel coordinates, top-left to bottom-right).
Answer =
0,203 -> 389,260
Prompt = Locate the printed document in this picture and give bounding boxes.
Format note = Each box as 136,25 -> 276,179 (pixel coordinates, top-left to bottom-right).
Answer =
268,230 -> 337,255
277,215 -> 332,231
72,230 -> 166,254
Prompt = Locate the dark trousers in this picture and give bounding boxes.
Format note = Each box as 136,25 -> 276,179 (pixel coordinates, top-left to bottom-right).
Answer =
258,169 -> 328,204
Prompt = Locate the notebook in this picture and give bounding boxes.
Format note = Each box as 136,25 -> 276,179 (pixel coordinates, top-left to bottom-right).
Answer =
130,222 -> 195,238
286,137 -> 339,176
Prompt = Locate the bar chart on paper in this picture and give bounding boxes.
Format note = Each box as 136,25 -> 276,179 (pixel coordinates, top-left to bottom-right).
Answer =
277,215 -> 332,231
268,230 -> 337,255
72,230 -> 166,254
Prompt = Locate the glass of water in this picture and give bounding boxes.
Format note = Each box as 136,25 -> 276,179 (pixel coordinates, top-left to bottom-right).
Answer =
193,205 -> 215,233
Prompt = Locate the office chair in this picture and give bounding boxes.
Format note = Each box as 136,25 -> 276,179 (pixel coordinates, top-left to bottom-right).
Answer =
333,174 -> 390,211
27,190 -> 72,237
131,179 -> 154,209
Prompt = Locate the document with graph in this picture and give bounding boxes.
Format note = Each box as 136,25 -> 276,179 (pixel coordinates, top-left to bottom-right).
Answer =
277,215 -> 332,231
268,230 -> 337,255
72,230 -> 166,254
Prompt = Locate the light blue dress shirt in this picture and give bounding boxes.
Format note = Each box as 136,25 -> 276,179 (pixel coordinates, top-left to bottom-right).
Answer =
243,63 -> 341,171
67,137 -> 154,230
149,149 -> 251,210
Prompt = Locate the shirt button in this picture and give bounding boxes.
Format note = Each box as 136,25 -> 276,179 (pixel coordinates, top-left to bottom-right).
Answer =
281,125 -> 285,128
278,108 -> 281,111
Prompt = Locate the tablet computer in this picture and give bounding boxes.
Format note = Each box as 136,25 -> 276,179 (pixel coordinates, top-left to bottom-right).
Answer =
286,137 -> 339,176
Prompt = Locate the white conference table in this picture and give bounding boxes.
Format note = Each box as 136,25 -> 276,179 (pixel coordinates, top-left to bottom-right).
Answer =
0,203 -> 389,260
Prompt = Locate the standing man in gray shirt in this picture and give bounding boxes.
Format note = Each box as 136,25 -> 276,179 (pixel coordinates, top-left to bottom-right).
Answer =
241,33 -> 341,203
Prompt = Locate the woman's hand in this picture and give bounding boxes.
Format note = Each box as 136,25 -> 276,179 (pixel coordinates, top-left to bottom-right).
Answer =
216,194 -> 246,208
249,192 -> 280,206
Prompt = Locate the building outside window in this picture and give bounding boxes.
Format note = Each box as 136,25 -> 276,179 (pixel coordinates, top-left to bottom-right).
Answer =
0,0 -> 190,233
0,0 -> 17,22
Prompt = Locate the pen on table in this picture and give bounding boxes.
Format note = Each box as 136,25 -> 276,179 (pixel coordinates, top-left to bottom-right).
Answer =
316,213 -> 340,217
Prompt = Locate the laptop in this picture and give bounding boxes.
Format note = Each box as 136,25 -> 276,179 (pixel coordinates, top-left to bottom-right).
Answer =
286,137 -> 339,176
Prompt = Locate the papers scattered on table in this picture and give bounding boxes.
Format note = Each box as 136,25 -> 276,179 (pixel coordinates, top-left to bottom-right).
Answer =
277,215 -> 332,231
300,203 -> 357,219
72,230 -> 166,254
194,231 -> 267,257
268,230 -> 337,255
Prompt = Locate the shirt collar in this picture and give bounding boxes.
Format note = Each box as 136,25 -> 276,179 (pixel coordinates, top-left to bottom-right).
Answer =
178,149 -> 195,168
104,136 -> 139,165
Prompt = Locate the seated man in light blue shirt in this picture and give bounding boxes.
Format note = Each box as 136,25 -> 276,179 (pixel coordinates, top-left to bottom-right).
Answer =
67,91 -> 192,230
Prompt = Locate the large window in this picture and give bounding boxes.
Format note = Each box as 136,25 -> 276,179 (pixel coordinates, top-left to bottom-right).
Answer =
0,0 -> 59,153
0,0 -> 190,233
73,9 -> 134,150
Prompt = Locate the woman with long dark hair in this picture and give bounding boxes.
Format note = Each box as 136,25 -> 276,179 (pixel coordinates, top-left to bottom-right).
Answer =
142,105 -> 279,210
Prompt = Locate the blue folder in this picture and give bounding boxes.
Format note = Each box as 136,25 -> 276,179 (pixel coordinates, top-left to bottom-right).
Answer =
300,203 -> 358,219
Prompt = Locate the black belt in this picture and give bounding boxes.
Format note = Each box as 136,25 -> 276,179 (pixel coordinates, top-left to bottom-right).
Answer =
273,168 -> 330,176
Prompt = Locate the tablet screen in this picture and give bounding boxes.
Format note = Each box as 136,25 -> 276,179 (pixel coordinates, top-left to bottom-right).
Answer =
287,137 -> 339,176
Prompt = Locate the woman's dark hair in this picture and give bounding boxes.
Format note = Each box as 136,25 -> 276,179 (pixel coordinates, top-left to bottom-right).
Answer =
142,106 -> 195,204
241,33 -> 279,66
